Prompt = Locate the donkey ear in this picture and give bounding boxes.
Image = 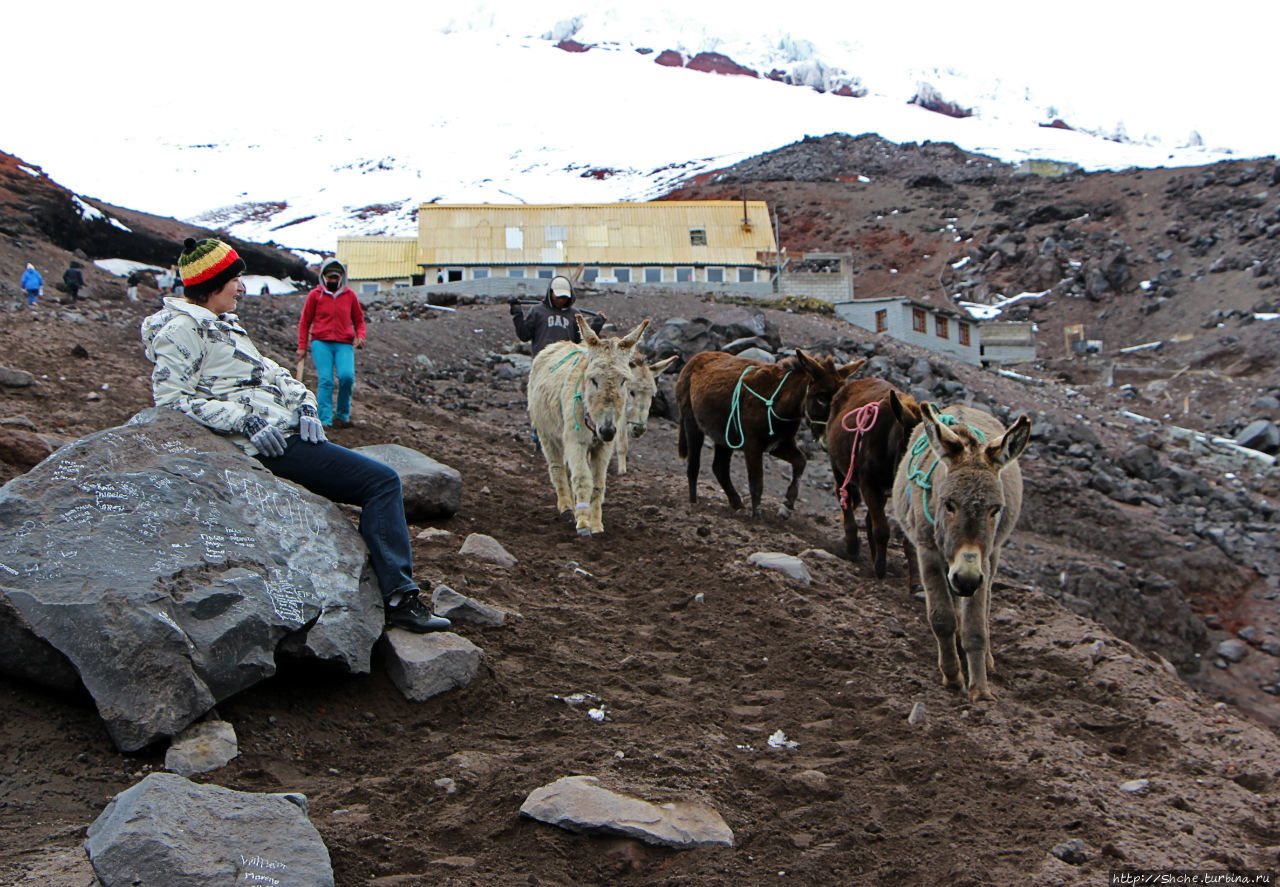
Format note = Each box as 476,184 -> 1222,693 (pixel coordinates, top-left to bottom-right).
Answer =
794,349 -> 824,376
618,317 -> 651,350
889,390 -> 905,425
920,402 -> 967,462
650,355 -> 678,375
577,313 -> 601,347
987,413 -> 1031,469
837,357 -> 866,379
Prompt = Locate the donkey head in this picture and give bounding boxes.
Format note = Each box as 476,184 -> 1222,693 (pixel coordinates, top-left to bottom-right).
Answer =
625,354 -> 677,438
919,403 -> 1031,597
576,315 -> 652,443
795,351 -> 867,448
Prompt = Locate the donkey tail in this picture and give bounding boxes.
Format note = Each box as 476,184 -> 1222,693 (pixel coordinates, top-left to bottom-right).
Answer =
677,411 -> 689,460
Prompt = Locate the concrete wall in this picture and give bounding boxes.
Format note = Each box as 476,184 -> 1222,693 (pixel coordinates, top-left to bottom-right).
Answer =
835,299 -> 982,364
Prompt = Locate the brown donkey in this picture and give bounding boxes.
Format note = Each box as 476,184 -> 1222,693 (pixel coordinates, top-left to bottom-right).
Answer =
826,379 -> 922,578
891,403 -> 1031,702
676,350 -> 864,517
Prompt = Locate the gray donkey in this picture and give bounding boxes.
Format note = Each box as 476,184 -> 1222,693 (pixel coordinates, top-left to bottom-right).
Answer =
892,403 -> 1031,702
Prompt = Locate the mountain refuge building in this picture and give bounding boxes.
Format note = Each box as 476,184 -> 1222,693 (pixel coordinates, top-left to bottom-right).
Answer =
337,201 -> 779,297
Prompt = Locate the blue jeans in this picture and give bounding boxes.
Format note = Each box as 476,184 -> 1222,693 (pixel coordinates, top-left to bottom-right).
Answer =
257,437 -> 416,601
25,289 -> 39,306
310,340 -> 355,425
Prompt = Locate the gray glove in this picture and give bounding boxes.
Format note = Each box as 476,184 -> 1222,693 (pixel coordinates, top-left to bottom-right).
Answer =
243,416 -> 287,458
297,405 -> 326,444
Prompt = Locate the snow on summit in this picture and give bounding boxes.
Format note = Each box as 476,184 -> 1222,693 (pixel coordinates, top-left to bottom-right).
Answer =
4,0 -> 1276,251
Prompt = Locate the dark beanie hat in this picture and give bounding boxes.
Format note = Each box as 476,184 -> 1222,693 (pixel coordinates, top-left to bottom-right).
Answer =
178,237 -> 246,299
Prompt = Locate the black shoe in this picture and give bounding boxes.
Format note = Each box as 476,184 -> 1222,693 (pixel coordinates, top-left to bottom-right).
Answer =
386,594 -> 451,633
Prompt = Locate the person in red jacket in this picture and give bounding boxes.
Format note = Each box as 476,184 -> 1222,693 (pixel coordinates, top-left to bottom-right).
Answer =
297,259 -> 366,428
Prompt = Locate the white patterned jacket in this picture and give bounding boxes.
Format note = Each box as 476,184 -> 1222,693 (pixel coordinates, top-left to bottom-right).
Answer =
142,297 -> 317,456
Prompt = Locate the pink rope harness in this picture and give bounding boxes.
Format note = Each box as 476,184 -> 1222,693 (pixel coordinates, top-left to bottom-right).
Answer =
837,401 -> 880,510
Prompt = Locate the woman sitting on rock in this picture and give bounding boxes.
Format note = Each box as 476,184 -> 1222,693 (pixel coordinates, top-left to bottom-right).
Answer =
140,237 -> 449,633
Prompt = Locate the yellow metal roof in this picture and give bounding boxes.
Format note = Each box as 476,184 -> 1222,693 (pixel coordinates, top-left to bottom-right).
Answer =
336,236 -> 418,280
415,202 -> 776,266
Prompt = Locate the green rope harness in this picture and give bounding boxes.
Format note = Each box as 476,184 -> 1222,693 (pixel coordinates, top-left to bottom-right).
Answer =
724,366 -> 800,450
549,348 -> 587,432
905,414 -> 987,525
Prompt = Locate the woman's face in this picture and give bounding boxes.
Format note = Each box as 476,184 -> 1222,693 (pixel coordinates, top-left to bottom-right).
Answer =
205,275 -> 244,315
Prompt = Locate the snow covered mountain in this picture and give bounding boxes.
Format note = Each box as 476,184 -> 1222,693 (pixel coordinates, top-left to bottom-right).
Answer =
5,2 -> 1274,253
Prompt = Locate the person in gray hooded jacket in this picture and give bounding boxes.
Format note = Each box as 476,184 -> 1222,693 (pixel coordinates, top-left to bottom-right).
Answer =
510,275 -> 606,358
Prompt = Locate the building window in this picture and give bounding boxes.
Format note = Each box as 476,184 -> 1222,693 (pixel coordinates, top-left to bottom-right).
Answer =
545,225 -> 567,242
508,268 -> 525,278
676,267 -> 693,282
446,268 -> 463,282
690,228 -> 707,246
472,268 -> 490,279
360,282 -> 379,295
936,316 -> 949,339
875,309 -> 888,333
582,268 -> 600,282
644,267 -> 662,283
707,267 -> 724,283
958,323 -> 971,346
613,268 -> 632,283
912,308 -> 927,333
738,267 -> 756,283
505,227 -> 523,249
537,268 -> 554,279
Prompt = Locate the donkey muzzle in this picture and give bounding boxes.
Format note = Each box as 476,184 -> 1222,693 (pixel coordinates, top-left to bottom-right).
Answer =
597,420 -> 616,442
948,551 -> 984,597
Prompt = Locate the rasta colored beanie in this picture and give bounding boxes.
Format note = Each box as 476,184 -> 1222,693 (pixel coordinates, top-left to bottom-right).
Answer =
178,237 -> 246,300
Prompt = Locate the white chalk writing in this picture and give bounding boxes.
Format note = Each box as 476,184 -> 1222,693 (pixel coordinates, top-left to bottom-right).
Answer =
265,569 -> 308,623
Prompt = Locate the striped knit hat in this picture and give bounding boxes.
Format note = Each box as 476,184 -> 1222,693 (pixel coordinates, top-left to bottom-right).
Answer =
178,237 -> 246,300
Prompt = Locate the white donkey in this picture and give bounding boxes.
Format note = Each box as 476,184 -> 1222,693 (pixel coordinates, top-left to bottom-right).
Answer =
614,353 -> 678,474
528,315 -> 651,535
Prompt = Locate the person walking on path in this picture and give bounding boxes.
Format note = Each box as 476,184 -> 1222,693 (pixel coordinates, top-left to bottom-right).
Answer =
62,261 -> 85,303
126,270 -> 141,302
142,237 -> 449,633
509,274 -> 607,358
297,258 -> 365,428
21,263 -> 42,307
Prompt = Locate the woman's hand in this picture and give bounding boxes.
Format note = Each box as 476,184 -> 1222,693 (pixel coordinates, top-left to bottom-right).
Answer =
354,336 -> 366,349
296,347 -> 307,359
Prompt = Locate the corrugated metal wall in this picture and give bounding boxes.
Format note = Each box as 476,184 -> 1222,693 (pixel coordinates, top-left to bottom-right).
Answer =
336,237 -> 419,280
416,202 -> 776,266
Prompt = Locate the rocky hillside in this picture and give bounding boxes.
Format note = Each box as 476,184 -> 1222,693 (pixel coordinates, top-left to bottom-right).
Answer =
2,138 -> 1279,884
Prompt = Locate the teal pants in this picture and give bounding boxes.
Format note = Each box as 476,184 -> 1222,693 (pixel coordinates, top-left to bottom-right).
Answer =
310,340 -> 355,425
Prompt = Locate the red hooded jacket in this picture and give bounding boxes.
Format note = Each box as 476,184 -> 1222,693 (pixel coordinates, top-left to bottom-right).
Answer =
298,276 -> 366,350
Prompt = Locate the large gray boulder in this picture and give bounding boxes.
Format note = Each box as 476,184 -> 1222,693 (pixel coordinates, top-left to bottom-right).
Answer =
0,408 -> 383,751
353,443 -> 462,519
86,772 -> 333,887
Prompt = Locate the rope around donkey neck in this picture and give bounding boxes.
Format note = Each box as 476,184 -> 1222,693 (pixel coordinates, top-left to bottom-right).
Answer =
837,400 -> 880,510
549,348 -> 589,432
725,366 -> 799,450
905,413 -> 987,525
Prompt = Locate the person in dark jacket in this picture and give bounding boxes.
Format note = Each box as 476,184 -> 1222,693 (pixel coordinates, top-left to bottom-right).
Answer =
62,262 -> 85,302
509,275 -> 607,358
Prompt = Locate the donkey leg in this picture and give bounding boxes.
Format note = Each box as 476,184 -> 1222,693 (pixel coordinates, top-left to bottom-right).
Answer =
771,439 -> 807,515
864,488 -> 891,579
711,444 -> 743,511
840,486 -> 861,561
586,444 -> 611,534
921,552 -> 963,691
684,420 -> 705,505
567,444 -> 596,536
614,428 -> 629,475
958,588 -> 995,702
541,437 -> 574,516
903,537 -> 922,596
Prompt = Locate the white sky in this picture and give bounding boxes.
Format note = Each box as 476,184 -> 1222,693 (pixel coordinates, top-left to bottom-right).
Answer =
5,1 -> 1276,251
